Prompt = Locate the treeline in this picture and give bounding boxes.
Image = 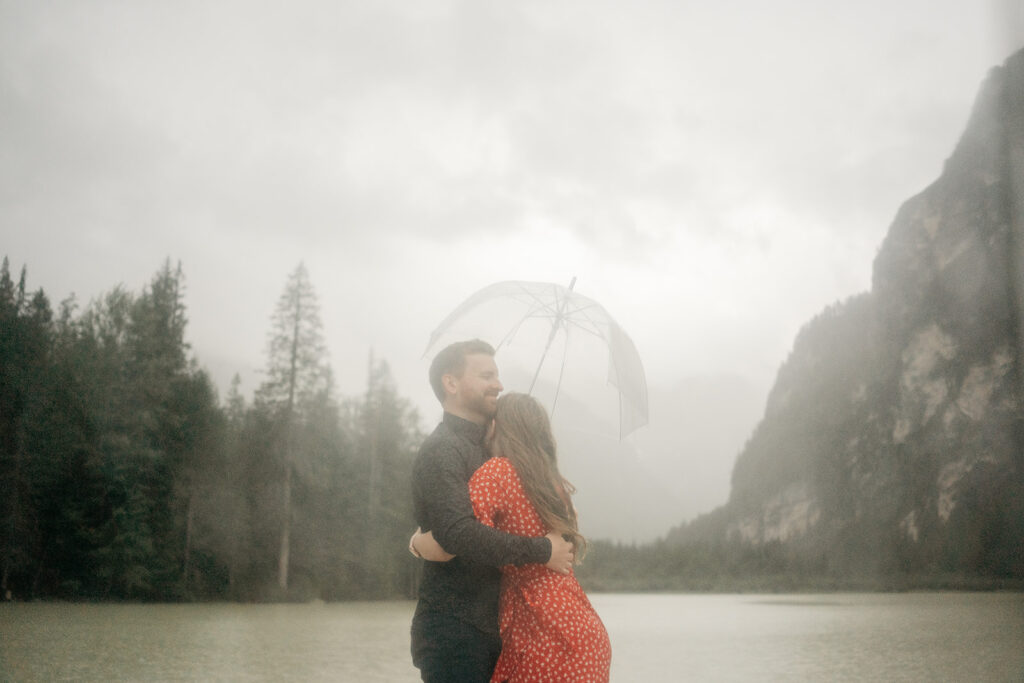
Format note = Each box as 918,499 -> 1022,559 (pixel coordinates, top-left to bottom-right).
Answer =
576,537 -> 833,593
578,501 -> 1024,593
575,538 -> 1024,593
0,258 -> 422,602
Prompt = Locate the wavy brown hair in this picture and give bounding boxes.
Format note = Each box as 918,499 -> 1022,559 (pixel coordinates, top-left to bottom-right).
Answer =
491,393 -> 586,562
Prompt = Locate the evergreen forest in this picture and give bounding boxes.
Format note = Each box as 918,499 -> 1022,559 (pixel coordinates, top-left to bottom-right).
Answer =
4,255 -> 1019,604
0,257 -> 422,602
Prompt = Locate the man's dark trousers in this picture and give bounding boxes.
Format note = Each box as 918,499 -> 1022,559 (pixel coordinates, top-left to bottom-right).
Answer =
411,609 -> 501,683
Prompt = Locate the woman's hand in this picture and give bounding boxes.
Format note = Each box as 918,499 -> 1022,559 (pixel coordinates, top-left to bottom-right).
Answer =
409,527 -> 456,562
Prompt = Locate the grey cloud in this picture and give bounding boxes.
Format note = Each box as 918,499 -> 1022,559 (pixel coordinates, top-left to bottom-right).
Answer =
0,0 -> 1005,300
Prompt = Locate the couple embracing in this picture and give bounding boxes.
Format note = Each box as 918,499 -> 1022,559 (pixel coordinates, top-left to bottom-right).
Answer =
409,339 -> 611,682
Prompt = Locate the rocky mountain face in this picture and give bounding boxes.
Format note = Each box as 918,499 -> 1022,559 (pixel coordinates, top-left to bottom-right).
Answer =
670,50 -> 1024,579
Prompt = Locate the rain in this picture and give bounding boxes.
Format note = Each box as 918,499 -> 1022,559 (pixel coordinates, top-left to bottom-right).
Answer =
1,1 -> 1022,681
2,0 -> 1011,540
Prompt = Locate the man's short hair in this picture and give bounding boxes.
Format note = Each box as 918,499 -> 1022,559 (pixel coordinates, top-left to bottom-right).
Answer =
428,339 -> 496,403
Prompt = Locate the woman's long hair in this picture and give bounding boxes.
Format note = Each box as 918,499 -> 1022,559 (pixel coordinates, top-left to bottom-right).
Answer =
491,393 -> 586,561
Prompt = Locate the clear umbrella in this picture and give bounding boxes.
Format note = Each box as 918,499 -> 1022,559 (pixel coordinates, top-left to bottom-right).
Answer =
424,278 -> 648,438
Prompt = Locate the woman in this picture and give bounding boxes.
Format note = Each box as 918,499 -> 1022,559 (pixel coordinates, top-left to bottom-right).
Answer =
412,392 -> 611,682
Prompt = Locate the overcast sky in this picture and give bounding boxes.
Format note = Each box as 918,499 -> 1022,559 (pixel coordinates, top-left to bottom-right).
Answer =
2,1 -> 1020,536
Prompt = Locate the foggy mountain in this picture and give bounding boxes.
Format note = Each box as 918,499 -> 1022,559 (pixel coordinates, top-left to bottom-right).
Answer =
665,49 -> 1024,580
554,375 -> 765,544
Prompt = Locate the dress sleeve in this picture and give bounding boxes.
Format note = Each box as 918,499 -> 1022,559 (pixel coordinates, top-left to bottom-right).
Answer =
469,457 -> 511,529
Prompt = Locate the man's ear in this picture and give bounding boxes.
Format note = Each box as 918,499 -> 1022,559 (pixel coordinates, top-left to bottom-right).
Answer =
441,372 -> 459,397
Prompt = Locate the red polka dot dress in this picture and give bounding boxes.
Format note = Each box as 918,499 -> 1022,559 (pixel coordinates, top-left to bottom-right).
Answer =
469,456 -> 611,683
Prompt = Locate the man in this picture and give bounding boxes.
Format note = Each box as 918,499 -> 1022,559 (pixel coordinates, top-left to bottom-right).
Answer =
410,339 -> 575,682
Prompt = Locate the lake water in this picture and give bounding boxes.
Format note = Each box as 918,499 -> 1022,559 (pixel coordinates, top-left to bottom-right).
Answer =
1,593 -> 1022,681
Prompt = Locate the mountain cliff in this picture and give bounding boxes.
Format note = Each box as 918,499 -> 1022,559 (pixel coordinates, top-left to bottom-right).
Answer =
667,50 -> 1024,581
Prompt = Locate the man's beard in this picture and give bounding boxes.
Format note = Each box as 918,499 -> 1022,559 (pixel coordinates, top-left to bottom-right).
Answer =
467,391 -> 498,419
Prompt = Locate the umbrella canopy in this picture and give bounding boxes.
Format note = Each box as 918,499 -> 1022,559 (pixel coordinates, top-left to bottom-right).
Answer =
424,279 -> 648,438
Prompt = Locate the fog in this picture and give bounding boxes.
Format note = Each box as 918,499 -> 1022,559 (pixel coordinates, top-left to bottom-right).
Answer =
1,0 -> 1019,540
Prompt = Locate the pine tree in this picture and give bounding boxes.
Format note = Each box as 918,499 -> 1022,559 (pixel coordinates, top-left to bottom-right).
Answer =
0,260 -> 48,599
72,284 -> 152,598
256,263 -> 331,593
343,354 -> 421,597
48,261 -> 210,599
206,374 -> 251,597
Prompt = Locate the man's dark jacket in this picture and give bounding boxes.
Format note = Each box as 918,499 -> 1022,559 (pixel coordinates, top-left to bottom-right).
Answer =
411,412 -> 550,635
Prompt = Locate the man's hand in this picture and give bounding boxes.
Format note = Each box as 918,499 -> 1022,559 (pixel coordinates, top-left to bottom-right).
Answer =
408,528 -> 423,558
410,527 -> 456,562
544,532 -> 575,574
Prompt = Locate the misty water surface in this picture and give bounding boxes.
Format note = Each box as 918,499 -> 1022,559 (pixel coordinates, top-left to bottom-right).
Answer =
2,593 -> 1022,681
